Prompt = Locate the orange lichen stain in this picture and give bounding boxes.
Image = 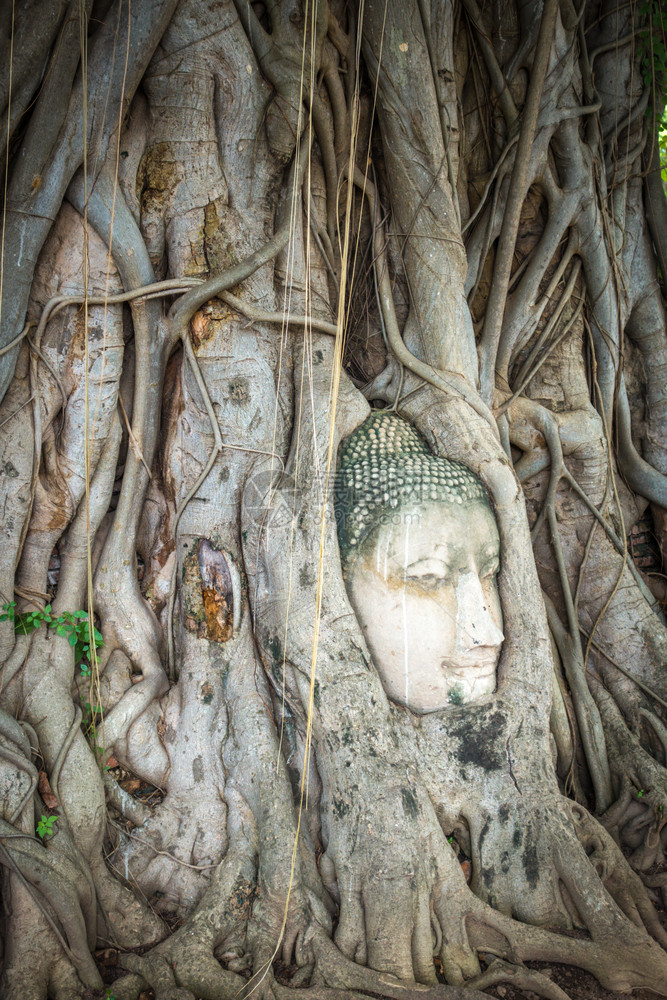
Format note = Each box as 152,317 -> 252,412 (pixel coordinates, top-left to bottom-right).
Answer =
228,876 -> 255,919
31,175 -> 41,193
189,301 -> 235,350
202,585 -> 233,642
183,539 -> 235,643
190,311 -> 215,349
137,143 -> 179,214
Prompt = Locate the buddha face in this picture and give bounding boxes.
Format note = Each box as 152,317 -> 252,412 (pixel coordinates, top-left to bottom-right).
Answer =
344,499 -> 504,712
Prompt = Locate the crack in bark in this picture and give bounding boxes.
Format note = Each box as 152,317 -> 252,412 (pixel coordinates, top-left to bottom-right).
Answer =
506,736 -> 522,797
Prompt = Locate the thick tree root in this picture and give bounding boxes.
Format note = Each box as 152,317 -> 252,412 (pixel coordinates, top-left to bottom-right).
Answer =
465,959 -> 572,1000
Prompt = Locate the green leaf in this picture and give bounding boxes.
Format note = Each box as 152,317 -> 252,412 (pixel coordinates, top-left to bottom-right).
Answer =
36,814 -> 57,839
67,632 -> 78,647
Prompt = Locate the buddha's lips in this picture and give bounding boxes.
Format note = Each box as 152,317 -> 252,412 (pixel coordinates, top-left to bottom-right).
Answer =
443,655 -> 498,676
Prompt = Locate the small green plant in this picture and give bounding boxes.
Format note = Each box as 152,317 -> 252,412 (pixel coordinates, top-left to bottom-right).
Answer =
105,988 -> 116,1000
0,602 -> 103,675
36,814 -> 57,839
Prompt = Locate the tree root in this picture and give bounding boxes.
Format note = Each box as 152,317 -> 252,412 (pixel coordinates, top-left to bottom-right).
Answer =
465,958 -> 573,1000
111,838 -> 260,1000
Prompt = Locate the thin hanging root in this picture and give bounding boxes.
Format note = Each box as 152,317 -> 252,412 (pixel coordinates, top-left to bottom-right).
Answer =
462,135 -> 518,237
168,128 -> 312,347
560,467 -> 656,610
580,629 -> 667,712
513,397 -> 612,810
0,320 -> 34,357
31,278 -> 339,350
460,0 -> 518,128
476,0 -> 559,401
498,289 -> 584,419
344,164 -> 498,434
164,138 -> 314,675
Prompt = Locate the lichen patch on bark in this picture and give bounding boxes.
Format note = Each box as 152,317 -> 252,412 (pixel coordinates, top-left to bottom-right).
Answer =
182,538 -> 235,642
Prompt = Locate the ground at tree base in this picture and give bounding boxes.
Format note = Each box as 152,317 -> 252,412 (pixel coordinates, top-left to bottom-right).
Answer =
94,908 -> 667,1000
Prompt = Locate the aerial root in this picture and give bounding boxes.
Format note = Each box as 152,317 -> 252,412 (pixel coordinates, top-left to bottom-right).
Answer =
115,944 -> 260,1000
110,838 -> 259,1000
307,928 -> 484,1000
568,801 -> 667,947
0,820 -> 100,987
465,958 -> 573,1000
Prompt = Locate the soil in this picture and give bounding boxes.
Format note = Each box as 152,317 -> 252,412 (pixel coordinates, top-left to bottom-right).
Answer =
487,961 -> 662,1000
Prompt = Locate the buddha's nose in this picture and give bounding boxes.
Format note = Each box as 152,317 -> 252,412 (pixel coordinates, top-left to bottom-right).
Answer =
455,571 -> 504,652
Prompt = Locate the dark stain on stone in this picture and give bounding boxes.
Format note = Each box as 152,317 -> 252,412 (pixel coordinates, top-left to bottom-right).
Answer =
478,815 -> 491,854
450,709 -> 507,771
401,786 -> 419,819
332,796 -> 349,819
201,682 -> 214,705
513,827 -> 522,848
227,378 -> 249,404
267,634 -> 283,683
267,634 -> 282,664
522,825 -> 539,889
499,804 -> 510,824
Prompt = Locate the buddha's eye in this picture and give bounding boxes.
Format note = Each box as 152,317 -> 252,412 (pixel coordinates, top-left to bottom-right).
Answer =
404,559 -> 453,589
406,571 -> 449,590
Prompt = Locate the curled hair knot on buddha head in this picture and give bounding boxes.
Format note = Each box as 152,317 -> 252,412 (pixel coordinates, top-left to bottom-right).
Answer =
335,411 -> 490,568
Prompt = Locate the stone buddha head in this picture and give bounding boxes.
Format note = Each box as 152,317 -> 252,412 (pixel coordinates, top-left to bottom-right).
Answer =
335,412 -> 504,713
